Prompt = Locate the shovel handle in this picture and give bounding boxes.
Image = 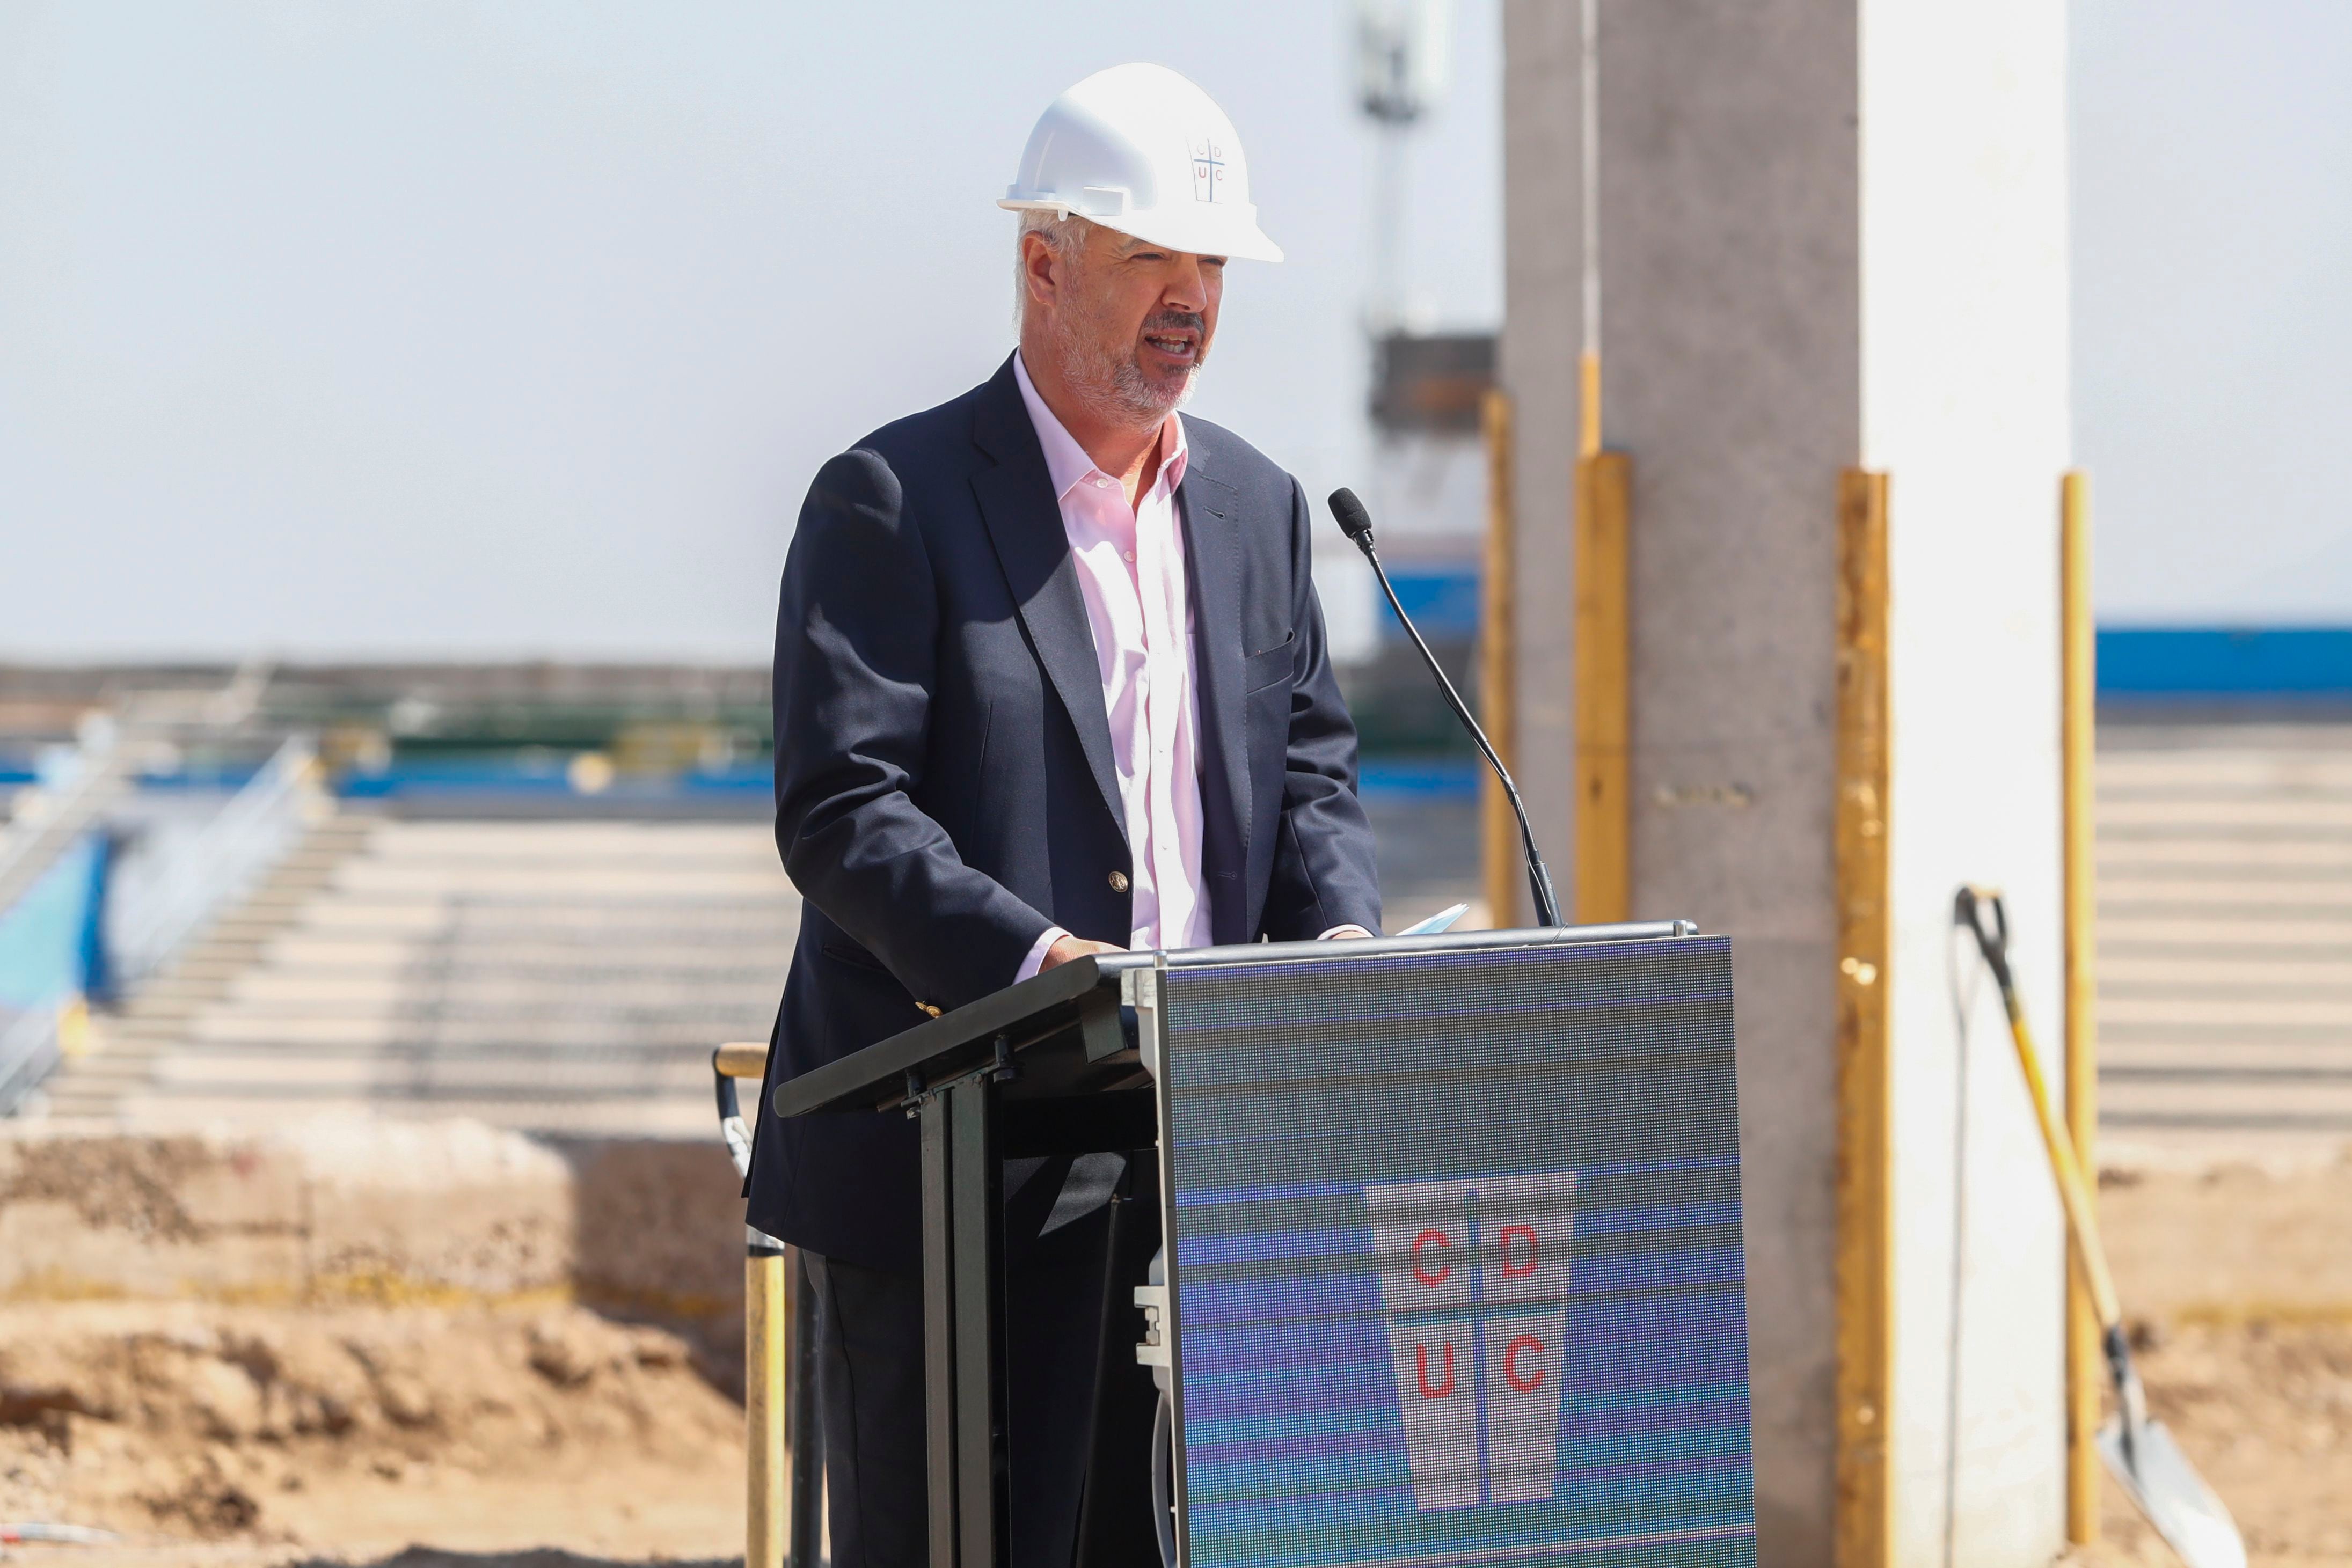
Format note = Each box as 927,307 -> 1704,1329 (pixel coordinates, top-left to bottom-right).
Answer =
1956,888 -> 2124,1333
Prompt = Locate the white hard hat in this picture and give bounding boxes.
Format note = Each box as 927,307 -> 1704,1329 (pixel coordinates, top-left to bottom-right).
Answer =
999,63 -> 1283,263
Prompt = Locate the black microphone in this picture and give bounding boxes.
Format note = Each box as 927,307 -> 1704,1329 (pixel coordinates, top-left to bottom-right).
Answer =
1328,488 -> 1565,928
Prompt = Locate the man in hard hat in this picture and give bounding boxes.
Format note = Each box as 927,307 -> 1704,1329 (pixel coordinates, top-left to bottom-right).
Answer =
747,63 -> 1381,1567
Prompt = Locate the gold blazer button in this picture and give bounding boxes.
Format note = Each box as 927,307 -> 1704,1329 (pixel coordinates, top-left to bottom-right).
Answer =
1108,870 -> 1130,893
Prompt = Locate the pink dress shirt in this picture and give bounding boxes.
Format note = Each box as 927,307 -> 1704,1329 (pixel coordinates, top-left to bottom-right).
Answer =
1008,356 -> 1372,981
1013,354 -> 1214,980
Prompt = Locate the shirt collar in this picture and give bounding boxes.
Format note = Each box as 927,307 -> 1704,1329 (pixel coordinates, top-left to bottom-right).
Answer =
1013,350 -> 1188,503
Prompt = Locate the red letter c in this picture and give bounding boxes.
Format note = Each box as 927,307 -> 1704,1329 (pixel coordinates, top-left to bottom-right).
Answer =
1503,1333 -> 1545,1393
1409,1229 -> 1452,1287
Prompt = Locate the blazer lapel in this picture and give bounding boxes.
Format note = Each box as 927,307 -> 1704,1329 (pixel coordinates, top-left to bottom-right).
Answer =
969,360 -> 1127,844
1177,457 -> 1252,892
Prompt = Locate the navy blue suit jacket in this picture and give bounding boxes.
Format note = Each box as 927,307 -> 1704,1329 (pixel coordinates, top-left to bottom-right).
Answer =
746,356 -> 1382,1271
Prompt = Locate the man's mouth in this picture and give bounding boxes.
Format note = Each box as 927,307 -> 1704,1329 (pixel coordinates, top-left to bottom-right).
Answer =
1141,331 -> 1199,363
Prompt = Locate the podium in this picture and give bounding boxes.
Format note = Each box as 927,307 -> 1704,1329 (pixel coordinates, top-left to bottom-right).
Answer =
775,921 -> 1759,1568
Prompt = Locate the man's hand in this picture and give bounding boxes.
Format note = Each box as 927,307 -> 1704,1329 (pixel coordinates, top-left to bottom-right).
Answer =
1040,934 -> 1126,971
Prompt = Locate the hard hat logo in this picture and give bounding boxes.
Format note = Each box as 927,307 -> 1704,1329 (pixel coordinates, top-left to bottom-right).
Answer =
1000,63 -> 1283,263
1189,137 -> 1228,204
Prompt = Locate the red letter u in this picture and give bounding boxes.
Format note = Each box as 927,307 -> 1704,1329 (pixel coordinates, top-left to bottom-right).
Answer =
1415,1341 -> 1455,1398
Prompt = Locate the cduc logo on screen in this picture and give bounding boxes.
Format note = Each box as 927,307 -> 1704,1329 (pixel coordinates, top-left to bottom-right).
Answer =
1363,1171 -> 1577,1511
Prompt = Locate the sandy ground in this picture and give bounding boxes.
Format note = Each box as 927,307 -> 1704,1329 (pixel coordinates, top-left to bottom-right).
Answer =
2065,1318 -> 2352,1568
0,1303 -> 747,1567
5,1174 -> 2346,1567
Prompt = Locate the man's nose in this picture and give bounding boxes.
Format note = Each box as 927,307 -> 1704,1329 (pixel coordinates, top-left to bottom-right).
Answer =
1164,255 -> 1212,312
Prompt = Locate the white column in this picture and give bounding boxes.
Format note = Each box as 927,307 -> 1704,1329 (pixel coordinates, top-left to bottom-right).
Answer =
1865,5 -> 2071,1564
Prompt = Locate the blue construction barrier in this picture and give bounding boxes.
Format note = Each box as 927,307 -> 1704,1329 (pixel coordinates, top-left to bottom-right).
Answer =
0,836 -> 107,1014
1384,568 -> 1483,642
2097,627 -> 2352,699
1360,757 -> 1482,801
0,834 -> 111,1110
334,755 -> 774,804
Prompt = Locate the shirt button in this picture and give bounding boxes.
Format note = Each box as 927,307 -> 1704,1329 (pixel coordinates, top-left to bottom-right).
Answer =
1108,870 -> 1130,893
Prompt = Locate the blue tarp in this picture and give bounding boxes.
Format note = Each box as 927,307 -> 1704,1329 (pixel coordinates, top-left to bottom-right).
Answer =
0,835 -> 105,1010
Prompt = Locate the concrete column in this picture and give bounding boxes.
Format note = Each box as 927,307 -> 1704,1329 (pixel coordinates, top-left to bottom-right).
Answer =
1502,5 -> 2070,1565
1496,4 -> 1583,899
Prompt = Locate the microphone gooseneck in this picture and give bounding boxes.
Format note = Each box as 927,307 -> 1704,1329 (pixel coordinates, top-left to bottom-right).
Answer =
1327,488 -> 1565,928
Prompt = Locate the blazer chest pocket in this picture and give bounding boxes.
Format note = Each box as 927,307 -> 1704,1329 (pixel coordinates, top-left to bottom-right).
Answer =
1242,634 -> 1295,694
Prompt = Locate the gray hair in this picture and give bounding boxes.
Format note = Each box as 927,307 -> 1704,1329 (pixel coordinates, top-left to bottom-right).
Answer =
1013,209 -> 1089,333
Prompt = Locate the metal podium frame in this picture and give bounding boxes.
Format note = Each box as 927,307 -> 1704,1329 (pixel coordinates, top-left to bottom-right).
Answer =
772,920 -> 1693,1568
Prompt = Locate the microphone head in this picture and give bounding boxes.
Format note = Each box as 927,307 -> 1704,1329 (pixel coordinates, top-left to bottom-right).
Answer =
1328,488 -> 1375,543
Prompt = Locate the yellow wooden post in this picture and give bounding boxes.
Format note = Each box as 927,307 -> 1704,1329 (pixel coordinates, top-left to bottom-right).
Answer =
747,1242 -> 787,1568
1579,349 -> 1602,459
1573,445 -> 1632,925
2060,470 -> 2100,1544
1480,388 -> 1520,929
1834,468 -> 1894,1568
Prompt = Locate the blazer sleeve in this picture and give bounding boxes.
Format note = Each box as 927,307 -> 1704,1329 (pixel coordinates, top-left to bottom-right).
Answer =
1260,477 -> 1385,940
772,448 -> 1056,1010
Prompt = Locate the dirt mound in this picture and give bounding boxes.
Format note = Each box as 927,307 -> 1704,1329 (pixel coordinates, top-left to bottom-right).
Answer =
2069,1317 -> 2352,1568
0,1301 -> 744,1559
7,1286 -> 2340,1566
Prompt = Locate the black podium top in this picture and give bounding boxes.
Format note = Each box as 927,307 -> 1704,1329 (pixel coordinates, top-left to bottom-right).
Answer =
771,921 -> 1697,1125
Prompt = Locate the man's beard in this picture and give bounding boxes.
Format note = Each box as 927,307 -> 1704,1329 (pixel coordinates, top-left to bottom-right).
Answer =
1053,303 -> 1208,428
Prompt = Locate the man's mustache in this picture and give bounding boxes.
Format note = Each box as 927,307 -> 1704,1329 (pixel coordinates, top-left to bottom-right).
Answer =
1141,310 -> 1208,338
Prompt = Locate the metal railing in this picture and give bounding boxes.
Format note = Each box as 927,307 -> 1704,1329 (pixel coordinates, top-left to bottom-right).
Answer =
107,735 -> 319,990
0,1006 -> 63,1118
0,731 -> 128,913
0,734 -> 129,1118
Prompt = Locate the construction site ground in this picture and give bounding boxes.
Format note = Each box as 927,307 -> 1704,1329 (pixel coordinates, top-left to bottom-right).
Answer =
7,723 -> 2347,1564
1,1299 -> 744,1567
2,1145 -> 2343,1568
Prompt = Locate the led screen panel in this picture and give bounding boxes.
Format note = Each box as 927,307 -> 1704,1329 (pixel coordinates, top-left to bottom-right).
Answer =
1155,934 -> 1754,1567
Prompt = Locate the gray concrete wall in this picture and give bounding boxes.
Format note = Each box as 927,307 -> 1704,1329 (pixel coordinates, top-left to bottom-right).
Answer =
1505,3 -> 1857,1559
1502,5 -> 2068,1564
1599,11 -> 1860,1557
1498,0 -> 1584,922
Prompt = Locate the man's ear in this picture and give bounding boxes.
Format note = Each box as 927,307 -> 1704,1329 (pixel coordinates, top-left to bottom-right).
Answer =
1020,232 -> 1060,312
